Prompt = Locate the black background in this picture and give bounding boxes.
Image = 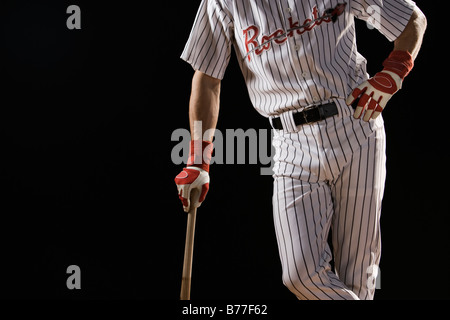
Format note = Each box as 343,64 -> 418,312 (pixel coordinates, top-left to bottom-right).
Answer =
0,0 -> 447,301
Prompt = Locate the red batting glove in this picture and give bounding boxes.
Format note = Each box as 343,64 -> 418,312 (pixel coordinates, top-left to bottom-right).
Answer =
346,50 -> 414,122
174,140 -> 213,212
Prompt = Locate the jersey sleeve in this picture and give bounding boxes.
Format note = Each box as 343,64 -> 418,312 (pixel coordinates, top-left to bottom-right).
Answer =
181,0 -> 234,80
350,0 -> 416,42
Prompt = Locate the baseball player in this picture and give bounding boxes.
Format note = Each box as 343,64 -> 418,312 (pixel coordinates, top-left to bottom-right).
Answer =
175,0 -> 426,300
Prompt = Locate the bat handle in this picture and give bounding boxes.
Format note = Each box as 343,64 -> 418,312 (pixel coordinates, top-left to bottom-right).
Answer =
180,190 -> 199,300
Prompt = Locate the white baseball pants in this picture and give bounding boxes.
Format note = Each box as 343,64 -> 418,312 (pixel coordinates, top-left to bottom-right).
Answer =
271,104 -> 386,300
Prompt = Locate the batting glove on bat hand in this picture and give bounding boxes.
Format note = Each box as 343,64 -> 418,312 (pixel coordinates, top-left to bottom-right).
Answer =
175,140 -> 213,213
346,50 -> 414,122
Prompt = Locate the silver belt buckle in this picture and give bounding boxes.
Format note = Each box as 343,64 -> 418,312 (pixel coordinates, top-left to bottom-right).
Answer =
301,105 -> 316,124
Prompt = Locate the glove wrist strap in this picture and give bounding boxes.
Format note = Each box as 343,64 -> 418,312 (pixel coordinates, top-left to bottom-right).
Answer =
382,50 -> 414,80
187,140 -> 213,172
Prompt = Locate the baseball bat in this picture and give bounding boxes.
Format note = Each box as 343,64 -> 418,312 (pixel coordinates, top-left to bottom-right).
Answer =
180,190 -> 199,300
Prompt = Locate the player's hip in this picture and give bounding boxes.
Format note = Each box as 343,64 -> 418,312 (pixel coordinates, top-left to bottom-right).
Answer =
271,98 -> 385,181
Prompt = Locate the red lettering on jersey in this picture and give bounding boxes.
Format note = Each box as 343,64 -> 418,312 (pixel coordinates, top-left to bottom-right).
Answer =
273,29 -> 288,45
312,6 -> 319,21
243,5 -> 342,61
287,17 -> 299,37
258,34 -> 272,55
243,25 -> 259,62
244,26 -> 287,61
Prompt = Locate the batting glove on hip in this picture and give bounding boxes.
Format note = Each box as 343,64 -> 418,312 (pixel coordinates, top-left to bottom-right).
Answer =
174,140 -> 213,213
346,50 -> 414,122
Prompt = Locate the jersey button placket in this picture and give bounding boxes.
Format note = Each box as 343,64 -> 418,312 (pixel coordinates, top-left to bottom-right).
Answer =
284,3 -> 314,108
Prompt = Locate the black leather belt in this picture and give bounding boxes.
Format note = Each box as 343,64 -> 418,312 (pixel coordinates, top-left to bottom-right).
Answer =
271,102 -> 338,130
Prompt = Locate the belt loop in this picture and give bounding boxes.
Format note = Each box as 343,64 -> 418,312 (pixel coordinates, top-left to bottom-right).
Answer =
281,110 -> 300,133
318,105 -> 325,120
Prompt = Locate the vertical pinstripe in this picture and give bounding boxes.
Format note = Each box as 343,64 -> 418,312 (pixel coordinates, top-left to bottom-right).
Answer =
181,0 -> 414,299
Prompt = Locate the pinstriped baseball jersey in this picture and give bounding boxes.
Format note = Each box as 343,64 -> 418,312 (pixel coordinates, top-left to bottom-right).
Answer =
181,0 -> 415,118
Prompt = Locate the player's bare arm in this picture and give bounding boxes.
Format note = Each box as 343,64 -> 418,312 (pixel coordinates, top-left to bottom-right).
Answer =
174,70 -> 220,212
189,70 -> 221,142
347,5 -> 427,122
394,6 -> 427,59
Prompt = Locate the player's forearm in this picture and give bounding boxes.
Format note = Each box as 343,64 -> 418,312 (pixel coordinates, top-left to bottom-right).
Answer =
189,70 -> 221,142
394,6 -> 427,60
